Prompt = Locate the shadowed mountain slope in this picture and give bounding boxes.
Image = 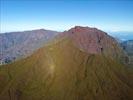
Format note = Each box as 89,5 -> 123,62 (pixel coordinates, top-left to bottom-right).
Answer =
121,40 -> 133,55
120,40 -> 133,65
0,26 -> 133,100
0,29 -> 58,64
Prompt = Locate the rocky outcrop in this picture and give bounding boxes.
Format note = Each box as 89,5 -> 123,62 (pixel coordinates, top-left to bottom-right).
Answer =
63,26 -> 123,59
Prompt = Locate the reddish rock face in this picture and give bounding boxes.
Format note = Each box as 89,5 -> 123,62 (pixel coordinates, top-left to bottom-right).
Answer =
62,26 -> 120,56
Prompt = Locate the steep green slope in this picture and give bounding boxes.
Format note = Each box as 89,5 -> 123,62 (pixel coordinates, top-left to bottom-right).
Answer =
0,37 -> 133,100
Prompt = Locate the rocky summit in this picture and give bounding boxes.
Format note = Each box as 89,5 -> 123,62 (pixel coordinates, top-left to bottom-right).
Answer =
63,26 -> 123,58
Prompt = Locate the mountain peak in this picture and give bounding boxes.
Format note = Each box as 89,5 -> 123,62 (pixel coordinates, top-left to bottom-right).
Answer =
63,26 -> 121,56
68,26 -> 99,33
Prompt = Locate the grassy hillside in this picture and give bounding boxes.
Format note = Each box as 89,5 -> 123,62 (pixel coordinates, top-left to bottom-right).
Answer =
0,37 -> 133,100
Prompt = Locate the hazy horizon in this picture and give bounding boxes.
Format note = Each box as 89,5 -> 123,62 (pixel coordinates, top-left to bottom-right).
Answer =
1,0 -> 133,33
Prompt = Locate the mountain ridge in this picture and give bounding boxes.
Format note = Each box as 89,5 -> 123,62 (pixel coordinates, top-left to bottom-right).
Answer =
0,29 -> 59,64
0,26 -> 133,100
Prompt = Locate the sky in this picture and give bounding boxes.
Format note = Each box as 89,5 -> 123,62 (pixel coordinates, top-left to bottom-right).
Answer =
0,0 -> 133,33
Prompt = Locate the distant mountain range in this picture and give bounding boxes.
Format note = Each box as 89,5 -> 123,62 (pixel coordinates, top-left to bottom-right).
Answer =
121,40 -> 133,65
0,26 -> 133,100
0,29 -> 59,64
121,40 -> 133,55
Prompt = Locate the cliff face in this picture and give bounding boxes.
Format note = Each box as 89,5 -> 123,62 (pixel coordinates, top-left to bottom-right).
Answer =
0,26 -> 133,100
63,26 -> 123,58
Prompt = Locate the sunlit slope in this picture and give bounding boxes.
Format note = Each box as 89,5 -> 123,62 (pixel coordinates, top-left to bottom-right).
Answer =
0,37 -> 133,100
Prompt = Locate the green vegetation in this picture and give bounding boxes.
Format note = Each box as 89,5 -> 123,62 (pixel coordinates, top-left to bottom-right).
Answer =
0,37 -> 133,100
